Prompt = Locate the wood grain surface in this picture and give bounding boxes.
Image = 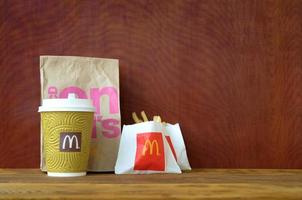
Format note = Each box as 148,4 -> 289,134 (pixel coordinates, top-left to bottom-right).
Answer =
0,169 -> 302,199
0,0 -> 301,168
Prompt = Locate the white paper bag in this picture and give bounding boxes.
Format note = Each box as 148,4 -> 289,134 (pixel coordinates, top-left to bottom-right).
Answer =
115,121 -> 181,174
164,123 -> 191,170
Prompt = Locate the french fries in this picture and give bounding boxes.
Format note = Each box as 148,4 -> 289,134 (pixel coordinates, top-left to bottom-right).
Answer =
132,112 -> 143,123
153,116 -> 161,123
132,111 -> 165,124
141,111 -> 149,122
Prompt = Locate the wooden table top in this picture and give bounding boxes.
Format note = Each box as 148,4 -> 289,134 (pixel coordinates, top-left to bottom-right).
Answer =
0,169 -> 302,199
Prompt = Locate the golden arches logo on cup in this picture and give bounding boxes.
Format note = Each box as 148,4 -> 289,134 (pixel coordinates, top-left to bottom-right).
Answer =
60,132 -> 81,152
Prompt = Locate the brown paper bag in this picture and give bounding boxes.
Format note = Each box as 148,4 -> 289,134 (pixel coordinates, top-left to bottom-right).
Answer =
40,56 -> 121,171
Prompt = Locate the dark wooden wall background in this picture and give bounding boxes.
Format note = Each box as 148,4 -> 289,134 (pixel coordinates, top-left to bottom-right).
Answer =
0,0 -> 301,168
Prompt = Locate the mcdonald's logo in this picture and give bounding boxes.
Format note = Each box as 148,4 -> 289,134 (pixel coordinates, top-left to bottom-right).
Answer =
142,140 -> 160,156
60,132 -> 81,152
134,132 -> 165,171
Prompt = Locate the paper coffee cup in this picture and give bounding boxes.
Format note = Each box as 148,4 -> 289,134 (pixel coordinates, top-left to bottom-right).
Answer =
38,93 -> 95,177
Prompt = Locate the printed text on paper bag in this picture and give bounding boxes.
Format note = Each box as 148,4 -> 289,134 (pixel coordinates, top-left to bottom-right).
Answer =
48,86 -> 120,139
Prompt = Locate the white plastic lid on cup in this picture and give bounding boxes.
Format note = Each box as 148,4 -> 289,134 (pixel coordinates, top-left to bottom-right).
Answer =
38,93 -> 95,112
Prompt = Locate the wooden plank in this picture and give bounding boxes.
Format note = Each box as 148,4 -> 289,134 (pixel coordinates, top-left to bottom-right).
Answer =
0,169 -> 301,199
